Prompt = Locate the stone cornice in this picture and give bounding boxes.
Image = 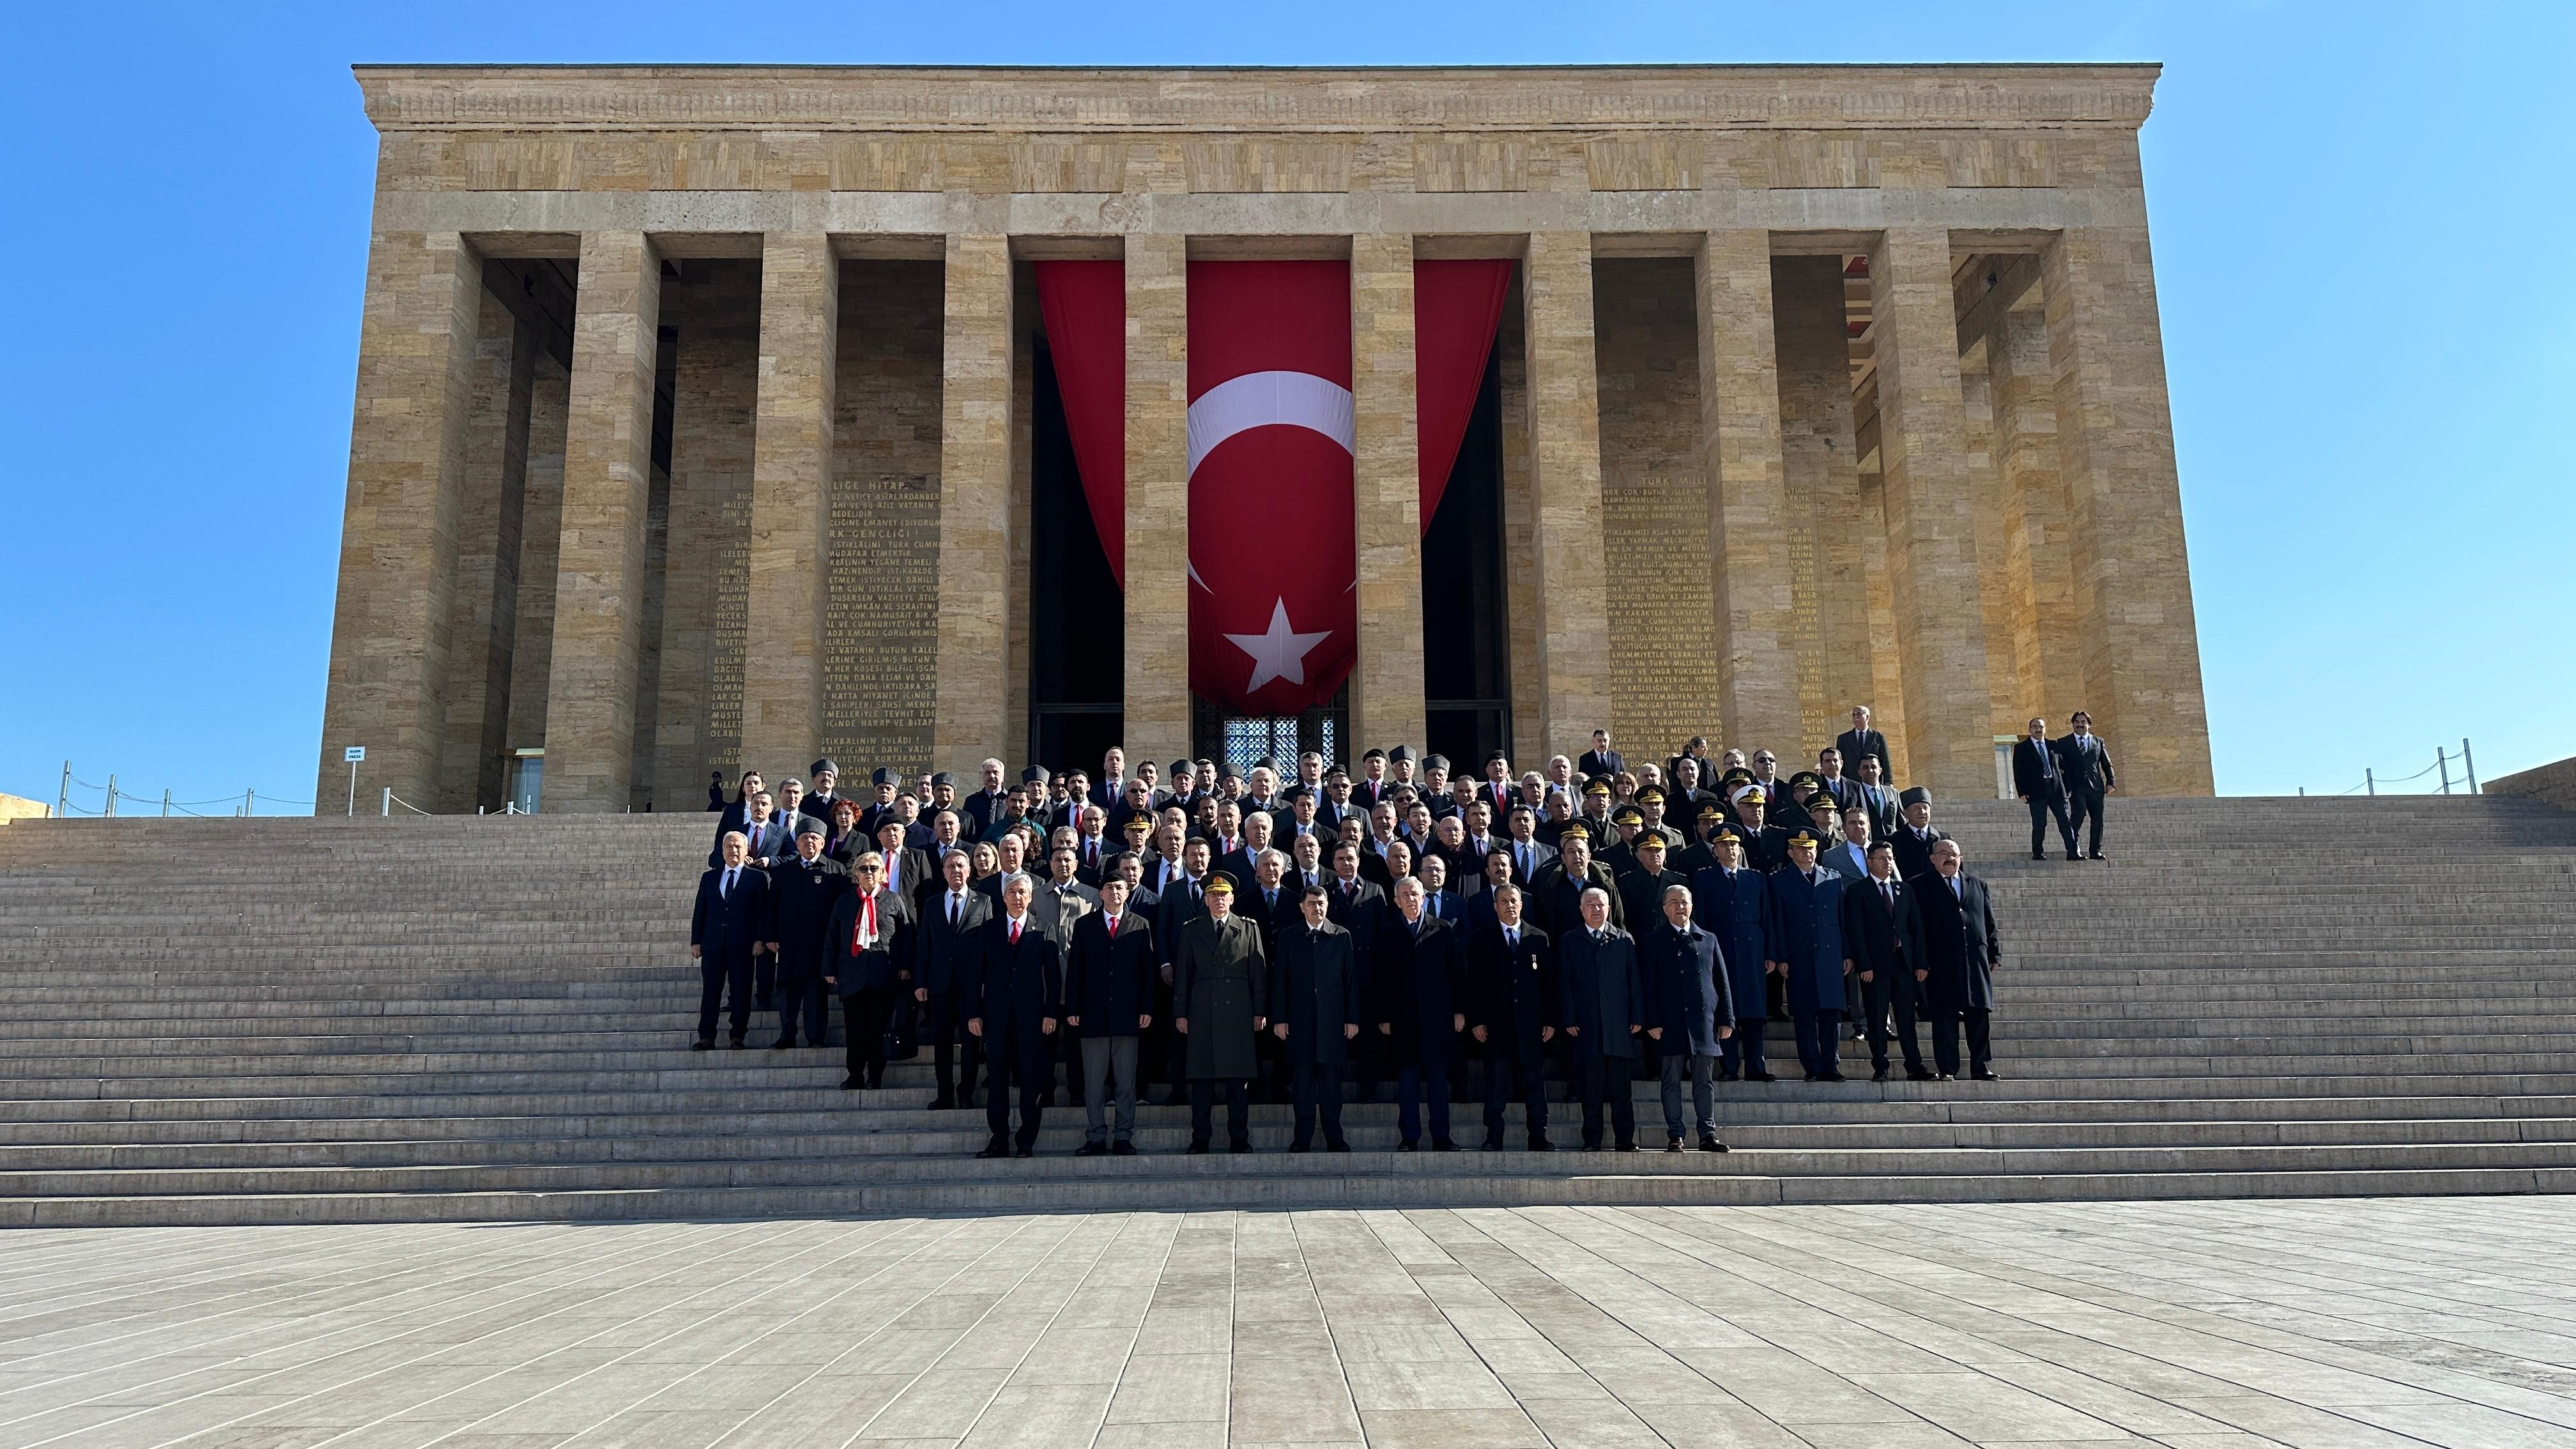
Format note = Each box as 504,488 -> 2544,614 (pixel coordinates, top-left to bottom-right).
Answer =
353,64 -> 2158,134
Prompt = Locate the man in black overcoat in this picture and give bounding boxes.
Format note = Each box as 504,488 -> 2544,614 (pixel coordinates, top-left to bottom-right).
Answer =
1835,705 -> 1896,788
1529,827 -> 1623,937
914,848 -> 993,1109
824,852 -> 914,1090
767,820 -> 850,1052
1466,884 -> 1556,1151
688,832 -> 772,1050
1916,838 -> 2004,1080
962,872 -> 1061,1156
1062,875 -> 1155,1155
1376,877 -> 1467,1151
1323,843 -> 1390,1101
1639,883 -> 1735,1153
1839,840 -> 1933,1082
1269,884 -> 1361,1152
1556,886 -> 1643,1151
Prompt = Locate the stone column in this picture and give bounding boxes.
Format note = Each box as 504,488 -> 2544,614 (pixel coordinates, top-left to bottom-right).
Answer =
1349,234 -> 1427,753
437,290 -> 535,812
934,233 -> 1017,768
316,229 -> 482,809
507,358 -> 568,754
1519,231 -> 1614,759
1986,301 -> 2086,727
1123,233 -> 1192,769
740,232 -> 839,780
1696,229 -> 1799,752
1867,227 -> 1995,797
543,230 -> 662,812
1960,351 -> 2026,735
2043,227 -> 2214,795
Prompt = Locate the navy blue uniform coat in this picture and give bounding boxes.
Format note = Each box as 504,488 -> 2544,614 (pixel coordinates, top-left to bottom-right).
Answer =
1640,920 -> 1735,1055
1768,867 -> 1851,1015
1689,864 -> 1775,1021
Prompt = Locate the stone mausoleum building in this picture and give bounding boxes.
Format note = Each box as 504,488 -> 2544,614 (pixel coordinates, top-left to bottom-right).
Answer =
318,63 -> 2212,815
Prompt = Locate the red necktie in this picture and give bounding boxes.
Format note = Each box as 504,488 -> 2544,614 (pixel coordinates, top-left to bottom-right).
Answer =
1010,919 -> 1022,946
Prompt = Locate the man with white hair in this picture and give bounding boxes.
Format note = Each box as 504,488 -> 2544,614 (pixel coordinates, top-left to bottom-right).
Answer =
1556,885 -> 1643,1151
964,873 -> 1061,1157
687,831 -> 772,1050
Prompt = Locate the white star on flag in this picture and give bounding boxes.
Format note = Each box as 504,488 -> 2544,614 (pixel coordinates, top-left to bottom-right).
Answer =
1224,598 -> 1331,694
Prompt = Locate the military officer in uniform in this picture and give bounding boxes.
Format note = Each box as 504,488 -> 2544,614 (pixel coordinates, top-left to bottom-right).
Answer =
1690,826 -> 1777,1084
1173,874 -> 1268,1153
1768,830 -> 1851,1082
767,820 -> 849,1051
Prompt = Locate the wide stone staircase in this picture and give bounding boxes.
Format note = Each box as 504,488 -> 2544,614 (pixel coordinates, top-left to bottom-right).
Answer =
0,795 -> 2570,1225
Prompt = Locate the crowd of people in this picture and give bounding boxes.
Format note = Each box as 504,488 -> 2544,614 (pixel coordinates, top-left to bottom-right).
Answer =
689,707 -> 2044,1157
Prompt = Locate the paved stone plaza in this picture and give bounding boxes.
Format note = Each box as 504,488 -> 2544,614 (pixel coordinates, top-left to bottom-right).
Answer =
4,1198 -> 2572,1448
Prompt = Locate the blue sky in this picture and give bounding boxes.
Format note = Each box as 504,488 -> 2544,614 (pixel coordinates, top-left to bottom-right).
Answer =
2,2 -> 2567,809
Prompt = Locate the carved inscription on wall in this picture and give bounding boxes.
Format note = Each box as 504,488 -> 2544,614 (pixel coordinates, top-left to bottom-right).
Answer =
1593,259 -> 1721,758
822,260 -> 944,773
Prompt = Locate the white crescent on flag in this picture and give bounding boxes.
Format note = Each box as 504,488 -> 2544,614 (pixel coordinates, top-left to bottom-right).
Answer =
1185,370 -> 1356,479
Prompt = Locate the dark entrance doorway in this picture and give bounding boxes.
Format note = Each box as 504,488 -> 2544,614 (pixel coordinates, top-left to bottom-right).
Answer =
1422,339 -> 1512,769
1027,343 -> 1125,772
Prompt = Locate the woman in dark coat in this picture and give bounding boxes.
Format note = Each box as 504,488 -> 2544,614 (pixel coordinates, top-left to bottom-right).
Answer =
1172,877 -> 1269,1151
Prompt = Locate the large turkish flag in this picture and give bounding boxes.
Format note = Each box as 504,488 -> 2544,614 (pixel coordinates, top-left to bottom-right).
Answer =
1187,261 -> 1356,715
1032,256 -> 1510,719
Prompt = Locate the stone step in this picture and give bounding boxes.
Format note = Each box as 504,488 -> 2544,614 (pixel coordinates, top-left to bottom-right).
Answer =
7,1137 -> 2571,1201
9,1112 -> 2569,1172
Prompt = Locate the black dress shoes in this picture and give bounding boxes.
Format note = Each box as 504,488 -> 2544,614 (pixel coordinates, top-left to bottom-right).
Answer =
1820,1071 -> 1848,1083
1076,1142 -> 1108,1156
1871,1066 -> 1890,1082
1613,1140 -> 1639,1153
1112,1140 -> 1138,1156
1186,1141 -> 1211,1154
976,1140 -> 1011,1159
927,1096 -> 955,1111
839,1076 -> 862,1091
1396,1139 -> 1419,1152
1432,1138 -> 1459,1152
1746,1071 -> 1777,1084
1481,1137 -> 1505,1151
1906,1068 -> 1938,1082
727,1038 -> 746,1050
2089,852 -> 2107,861
1014,1144 -> 1036,1158
1230,1139 -> 1254,1153
1700,1134 -> 1729,1154
691,1039 -> 712,1051
1528,1138 -> 1552,1152
1972,1069 -> 2002,1081
1666,1137 -> 1685,1153
1326,1139 -> 1352,1153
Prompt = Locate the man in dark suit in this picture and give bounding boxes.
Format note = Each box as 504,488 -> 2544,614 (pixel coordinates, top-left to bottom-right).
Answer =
767,821 -> 849,1052
1501,806 -> 1556,887
1063,876 -> 1154,1154
1577,729 -> 1624,783
2012,716 -> 2081,862
962,873 -> 1062,1157
825,852 -> 914,1090
1090,746 -> 1130,810
1269,884 -> 1361,1152
1835,706 -> 1895,788
870,814 -> 931,909
713,792 -> 791,870
1848,756 -> 1901,842
1839,841 -> 1933,1082
962,758 -> 1009,839
1376,877 -> 1467,1151
1350,749 -> 1392,812
915,849 -> 993,1110
1918,839 -> 2004,1080
1889,788 -> 1951,884
1529,827 -> 1623,937
1556,886 -> 1643,1151
1614,834 -> 1689,939
1640,883 -> 1734,1153
1466,884 -> 1555,1151
1323,843 -> 1390,1103
2054,710 -> 2116,861
689,832 -> 773,1050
